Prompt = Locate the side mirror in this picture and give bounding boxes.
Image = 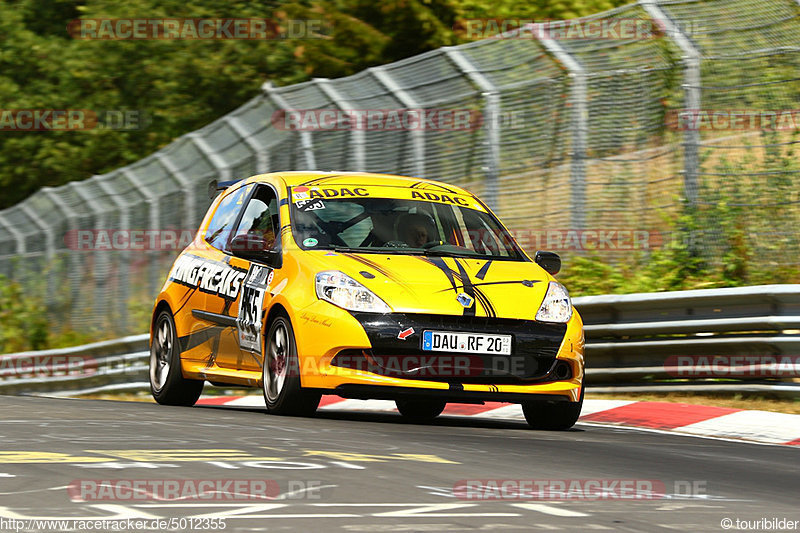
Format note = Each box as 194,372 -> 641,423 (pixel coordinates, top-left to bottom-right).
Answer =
534,250 -> 561,275
230,234 -> 281,267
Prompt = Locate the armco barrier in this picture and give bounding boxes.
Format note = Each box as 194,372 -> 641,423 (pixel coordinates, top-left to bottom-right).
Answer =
1,286 -> 799,396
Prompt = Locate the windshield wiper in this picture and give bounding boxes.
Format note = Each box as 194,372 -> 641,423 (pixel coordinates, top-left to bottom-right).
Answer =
421,248 -> 477,258
327,245 -> 419,255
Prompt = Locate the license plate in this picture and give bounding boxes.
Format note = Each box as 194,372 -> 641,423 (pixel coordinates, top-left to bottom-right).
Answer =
422,330 -> 512,355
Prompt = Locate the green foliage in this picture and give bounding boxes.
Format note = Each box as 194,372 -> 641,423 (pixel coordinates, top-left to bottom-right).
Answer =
0,275 -> 49,352
454,0 -> 628,20
0,0 -> 633,209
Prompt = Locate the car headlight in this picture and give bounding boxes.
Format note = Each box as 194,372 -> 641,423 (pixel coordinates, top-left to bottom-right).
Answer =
315,271 -> 391,313
535,281 -> 573,323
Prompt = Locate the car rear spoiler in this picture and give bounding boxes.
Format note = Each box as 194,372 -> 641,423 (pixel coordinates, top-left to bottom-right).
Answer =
207,178 -> 243,198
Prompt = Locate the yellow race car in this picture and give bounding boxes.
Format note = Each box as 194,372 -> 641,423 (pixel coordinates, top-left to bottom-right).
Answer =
149,171 -> 584,429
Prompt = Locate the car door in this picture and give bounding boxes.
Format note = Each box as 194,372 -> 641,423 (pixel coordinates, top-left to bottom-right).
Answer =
171,183 -> 251,364
214,183 -> 282,372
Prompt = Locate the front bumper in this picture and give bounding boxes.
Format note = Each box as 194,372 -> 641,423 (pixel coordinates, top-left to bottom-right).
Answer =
336,312 -> 569,384
296,304 -> 584,402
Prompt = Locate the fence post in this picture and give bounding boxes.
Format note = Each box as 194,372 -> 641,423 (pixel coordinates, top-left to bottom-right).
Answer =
370,66 -> 426,177
154,153 -> 198,227
262,81 -> 317,169
120,168 -> 163,298
20,204 -> 53,261
0,213 -> 25,255
189,133 -> 233,180
68,181 -> 110,332
20,203 -> 56,308
533,24 -> 588,231
41,187 -> 82,318
639,0 -> 701,207
94,177 -> 130,333
225,115 -> 271,174
314,78 -> 366,171
0,213 -> 25,282
441,47 -> 500,210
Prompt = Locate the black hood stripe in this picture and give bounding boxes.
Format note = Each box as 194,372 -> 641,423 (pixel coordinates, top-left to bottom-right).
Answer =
434,279 -> 540,292
418,256 -> 496,317
476,260 -> 492,280
451,258 -> 477,317
421,256 -> 458,293
453,258 -> 497,318
343,253 -> 416,294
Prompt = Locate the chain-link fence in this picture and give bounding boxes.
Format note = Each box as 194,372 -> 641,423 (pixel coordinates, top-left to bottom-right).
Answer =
1,0 -> 799,336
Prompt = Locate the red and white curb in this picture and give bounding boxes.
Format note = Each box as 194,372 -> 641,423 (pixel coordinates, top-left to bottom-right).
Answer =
197,396 -> 800,447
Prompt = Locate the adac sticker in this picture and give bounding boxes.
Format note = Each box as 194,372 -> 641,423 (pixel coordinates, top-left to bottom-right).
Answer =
410,190 -> 470,206
303,237 -> 318,247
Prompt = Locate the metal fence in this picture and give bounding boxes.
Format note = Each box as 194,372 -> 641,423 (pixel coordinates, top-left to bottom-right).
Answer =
1,0 -> 800,336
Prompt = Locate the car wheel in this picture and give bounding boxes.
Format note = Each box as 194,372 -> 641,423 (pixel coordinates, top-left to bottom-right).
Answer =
522,386 -> 584,430
262,314 -> 321,416
395,398 -> 447,423
150,309 -> 204,406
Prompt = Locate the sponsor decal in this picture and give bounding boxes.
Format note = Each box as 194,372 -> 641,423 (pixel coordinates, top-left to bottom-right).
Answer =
292,185 -> 310,200
295,198 -> 325,211
236,264 -> 273,354
303,187 -> 369,199
397,327 -> 415,341
456,292 -> 475,308
168,255 -> 246,299
410,190 -> 469,206
303,238 -> 318,247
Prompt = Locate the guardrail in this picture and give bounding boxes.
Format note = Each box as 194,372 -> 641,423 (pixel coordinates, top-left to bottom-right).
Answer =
2,285 -> 799,397
0,335 -> 149,395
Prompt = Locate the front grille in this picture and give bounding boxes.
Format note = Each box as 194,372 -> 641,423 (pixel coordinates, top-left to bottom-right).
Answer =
342,313 -> 568,384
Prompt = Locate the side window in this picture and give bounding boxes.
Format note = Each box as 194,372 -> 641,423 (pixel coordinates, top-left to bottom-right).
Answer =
205,185 -> 250,250
232,185 -> 279,250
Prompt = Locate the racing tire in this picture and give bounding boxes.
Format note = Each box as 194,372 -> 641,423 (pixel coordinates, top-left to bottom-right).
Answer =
522,386 -> 584,430
262,314 -> 321,417
150,309 -> 204,406
395,399 -> 447,423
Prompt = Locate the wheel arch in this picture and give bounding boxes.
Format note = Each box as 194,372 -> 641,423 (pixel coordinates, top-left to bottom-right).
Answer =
264,300 -> 291,328
151,298 -> 173,344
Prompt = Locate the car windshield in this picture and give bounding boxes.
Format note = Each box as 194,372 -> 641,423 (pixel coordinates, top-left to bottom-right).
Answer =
290,196 -> 526,260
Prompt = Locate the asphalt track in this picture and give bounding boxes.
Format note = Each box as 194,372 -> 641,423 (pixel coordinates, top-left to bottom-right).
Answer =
0,395 -> 798,532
